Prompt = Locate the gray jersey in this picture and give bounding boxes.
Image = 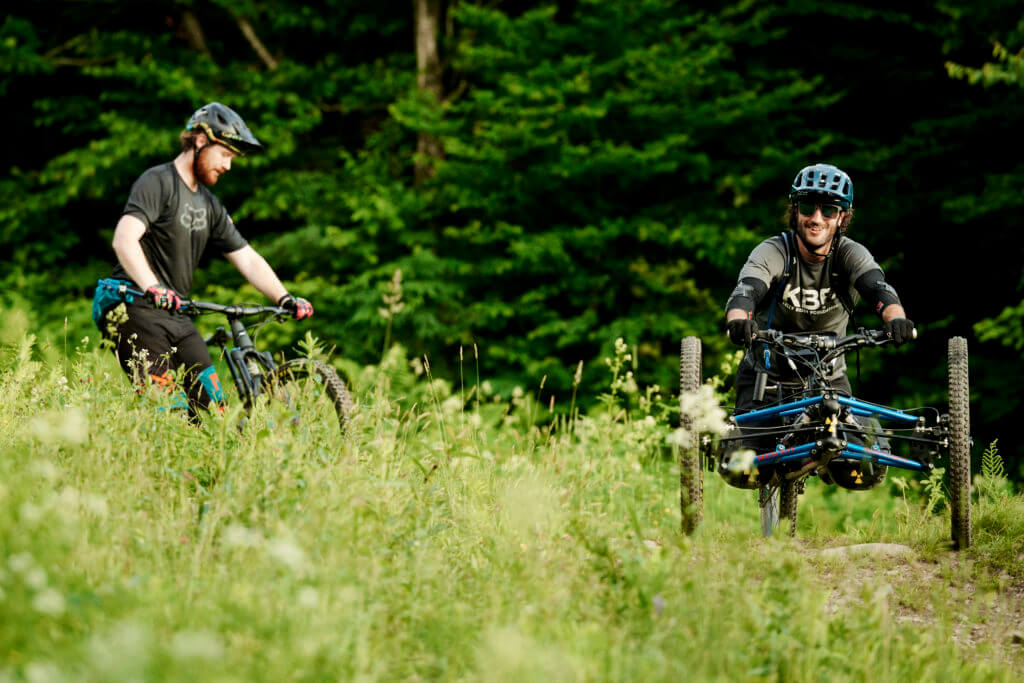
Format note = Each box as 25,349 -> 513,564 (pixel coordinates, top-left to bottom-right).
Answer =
736,233 -> 881,378
112,162 -> 247,297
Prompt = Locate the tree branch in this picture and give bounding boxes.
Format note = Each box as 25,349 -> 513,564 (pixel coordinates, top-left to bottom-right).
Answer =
234,13 -> 278,70
181,10 -> 211,57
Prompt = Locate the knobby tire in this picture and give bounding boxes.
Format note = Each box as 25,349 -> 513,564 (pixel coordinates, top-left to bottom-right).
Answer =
779,481 -> 799,537
679,337 -> 703,534
947,336 -> 971,550
264,358 -> 354,435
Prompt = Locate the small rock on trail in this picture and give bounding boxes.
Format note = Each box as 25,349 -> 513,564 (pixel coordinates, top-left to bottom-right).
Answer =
819,543 -> 915,559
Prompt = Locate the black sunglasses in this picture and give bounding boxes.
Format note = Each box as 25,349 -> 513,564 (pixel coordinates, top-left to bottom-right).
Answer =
796,202 -> 843,219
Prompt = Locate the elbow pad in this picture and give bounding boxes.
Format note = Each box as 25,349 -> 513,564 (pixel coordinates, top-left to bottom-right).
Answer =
855,269 -> 902,315
726,277 -> 768,314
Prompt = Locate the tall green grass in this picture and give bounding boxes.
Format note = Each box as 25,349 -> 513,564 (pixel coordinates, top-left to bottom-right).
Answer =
1,315 -> 1021,681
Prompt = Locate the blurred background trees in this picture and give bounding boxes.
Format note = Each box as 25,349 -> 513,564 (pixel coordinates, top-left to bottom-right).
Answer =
2,0 -> 1022,474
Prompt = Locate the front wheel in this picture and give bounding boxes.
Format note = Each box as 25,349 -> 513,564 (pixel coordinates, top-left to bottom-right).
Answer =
759,486 -> 779,537
262,358 -> 355,435
947,336 -> 971,550
679,337 -> 704,534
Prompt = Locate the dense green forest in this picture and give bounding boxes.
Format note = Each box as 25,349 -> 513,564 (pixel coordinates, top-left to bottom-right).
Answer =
2,1 -> 1023,474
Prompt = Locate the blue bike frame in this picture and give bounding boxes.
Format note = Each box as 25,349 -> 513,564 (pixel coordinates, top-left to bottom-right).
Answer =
734,394 -> 928,472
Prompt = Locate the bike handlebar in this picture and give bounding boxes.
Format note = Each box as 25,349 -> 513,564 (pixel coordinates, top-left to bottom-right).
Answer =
117,285 -> 288,319
752,327 -> 897,351
181,300 -> 289,318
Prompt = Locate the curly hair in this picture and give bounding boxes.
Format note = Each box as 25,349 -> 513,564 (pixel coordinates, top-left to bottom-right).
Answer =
179,129 -> 200,153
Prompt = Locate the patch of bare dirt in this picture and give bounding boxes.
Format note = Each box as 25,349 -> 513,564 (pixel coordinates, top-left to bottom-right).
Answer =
805,541 -> 1024,671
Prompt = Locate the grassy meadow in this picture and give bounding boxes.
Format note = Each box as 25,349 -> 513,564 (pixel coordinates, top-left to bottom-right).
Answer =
1,309 -> 1023,682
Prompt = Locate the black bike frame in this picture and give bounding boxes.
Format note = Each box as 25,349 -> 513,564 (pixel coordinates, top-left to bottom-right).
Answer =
188,301 -> 287,408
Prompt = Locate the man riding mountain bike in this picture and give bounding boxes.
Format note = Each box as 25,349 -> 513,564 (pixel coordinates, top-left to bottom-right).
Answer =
92,102 -> 313,421
721,163 -> 915,489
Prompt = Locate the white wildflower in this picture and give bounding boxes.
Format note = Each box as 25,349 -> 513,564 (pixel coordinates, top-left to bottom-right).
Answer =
23,661 -> 62,683
222,524 -> 263,549
9,552 -> 34,574
267,538 -> 308,572
678,384 -> 728,437
29,409 -> 88,445
82,494 -> 109,518
297,586 -> 320,609
31,460 -> 59,481
170,630 -> 223,660
24,568 -> 47,590
32,589 -> 65,616
441,394 -> 464,415
725,449 -> 757,474
19,502 -> 44,525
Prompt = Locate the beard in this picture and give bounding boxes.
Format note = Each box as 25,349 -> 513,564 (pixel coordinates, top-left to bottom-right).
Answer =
796,222 -> 835,251
195,149 -> 222,186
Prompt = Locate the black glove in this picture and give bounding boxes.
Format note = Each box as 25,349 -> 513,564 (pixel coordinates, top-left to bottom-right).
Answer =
727,318 -> 757,347
884,317 -> 916,346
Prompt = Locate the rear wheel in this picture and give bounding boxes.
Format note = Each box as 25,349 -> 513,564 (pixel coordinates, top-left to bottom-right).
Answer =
679,337 -> 703,534
262,358 -> 354,435
779,481 -> 799,537
947,336 -> 971,550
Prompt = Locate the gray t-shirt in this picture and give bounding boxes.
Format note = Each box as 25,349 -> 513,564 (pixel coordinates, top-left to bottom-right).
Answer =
736,233 -> 881,378
112,162 -> 247,297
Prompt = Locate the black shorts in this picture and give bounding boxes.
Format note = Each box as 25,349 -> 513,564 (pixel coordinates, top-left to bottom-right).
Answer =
100,301 -> 224,415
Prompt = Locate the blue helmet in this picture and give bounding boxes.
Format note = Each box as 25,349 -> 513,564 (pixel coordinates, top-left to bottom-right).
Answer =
789,164 -> 853,208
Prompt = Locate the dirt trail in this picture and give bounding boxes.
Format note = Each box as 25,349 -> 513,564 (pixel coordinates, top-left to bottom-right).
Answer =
805,541 -> 1024,669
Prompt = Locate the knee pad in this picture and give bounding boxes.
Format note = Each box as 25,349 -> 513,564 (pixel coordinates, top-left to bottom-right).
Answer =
828,460 -> 887,490
719,449 -> 762,489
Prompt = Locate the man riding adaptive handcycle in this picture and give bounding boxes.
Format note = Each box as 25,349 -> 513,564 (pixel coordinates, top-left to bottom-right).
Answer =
677,164 -> 972,549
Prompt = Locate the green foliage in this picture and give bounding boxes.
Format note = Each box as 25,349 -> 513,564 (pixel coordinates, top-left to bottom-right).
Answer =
981,439 -> 1006,481
3,0 -> 1024,467
976,439 -> 1012,522
923,467 -> 947,516
946,42 -> 1024,87
2,329 -> 1024,678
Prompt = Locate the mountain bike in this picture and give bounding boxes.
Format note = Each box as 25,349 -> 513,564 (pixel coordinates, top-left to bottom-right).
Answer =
678,329 -> 971,549
181,298 -> 354,434
96,281 -> 355,433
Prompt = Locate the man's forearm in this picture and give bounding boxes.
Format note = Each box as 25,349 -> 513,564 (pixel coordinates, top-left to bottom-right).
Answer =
228,247 -> 289,303
881,304 -> 907,322
726,308 -> 751,323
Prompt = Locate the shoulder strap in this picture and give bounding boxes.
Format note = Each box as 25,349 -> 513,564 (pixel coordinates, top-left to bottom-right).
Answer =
829,236 -> 856,316
765,232 -> 794,329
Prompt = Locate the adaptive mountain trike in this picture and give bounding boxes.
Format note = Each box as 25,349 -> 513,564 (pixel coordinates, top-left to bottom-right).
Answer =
678,329 -> 971,549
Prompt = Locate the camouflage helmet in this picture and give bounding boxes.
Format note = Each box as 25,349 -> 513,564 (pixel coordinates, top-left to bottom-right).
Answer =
186,102 -> 263,155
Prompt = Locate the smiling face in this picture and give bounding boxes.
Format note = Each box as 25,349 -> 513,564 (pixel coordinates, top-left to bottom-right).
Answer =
792,195 -> 845,259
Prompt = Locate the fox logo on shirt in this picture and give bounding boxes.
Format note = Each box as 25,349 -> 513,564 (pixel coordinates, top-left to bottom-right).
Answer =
180,205 -> 208,233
